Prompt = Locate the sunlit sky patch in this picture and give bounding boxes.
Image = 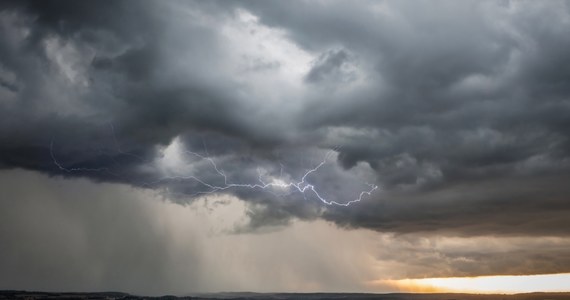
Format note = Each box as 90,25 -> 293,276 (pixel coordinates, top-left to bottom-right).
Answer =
378,273 -> 570,294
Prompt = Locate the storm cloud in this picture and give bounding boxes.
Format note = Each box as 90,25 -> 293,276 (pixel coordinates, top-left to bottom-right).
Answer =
1,0 -> 570,242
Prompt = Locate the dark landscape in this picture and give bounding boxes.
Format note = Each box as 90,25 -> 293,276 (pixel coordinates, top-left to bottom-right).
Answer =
1,291 -> 569,300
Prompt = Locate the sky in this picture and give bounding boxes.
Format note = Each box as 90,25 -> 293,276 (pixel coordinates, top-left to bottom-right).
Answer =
1,0 -> 570,295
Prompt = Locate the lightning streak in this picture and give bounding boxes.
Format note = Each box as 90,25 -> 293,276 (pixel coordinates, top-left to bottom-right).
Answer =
50,140 -> 111,173
50,133 -> 378,206
149,148 -> 378,206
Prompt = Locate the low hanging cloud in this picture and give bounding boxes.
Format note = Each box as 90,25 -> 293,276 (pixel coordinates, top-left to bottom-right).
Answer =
1,0 -> 570,239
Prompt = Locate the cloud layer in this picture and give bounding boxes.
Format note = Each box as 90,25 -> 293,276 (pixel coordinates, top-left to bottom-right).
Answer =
1,0 -> 570,240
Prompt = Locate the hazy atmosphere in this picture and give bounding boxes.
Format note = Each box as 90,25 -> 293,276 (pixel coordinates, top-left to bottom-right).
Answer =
1,0 -> 570,295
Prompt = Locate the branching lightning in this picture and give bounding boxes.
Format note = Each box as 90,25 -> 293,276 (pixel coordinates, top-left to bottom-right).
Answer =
50,128 -> 378,206
147,148 -> 378,206
50,140 -> 112,173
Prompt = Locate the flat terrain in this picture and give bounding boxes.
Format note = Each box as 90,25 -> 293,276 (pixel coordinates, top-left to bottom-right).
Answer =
1,291 -> 569,300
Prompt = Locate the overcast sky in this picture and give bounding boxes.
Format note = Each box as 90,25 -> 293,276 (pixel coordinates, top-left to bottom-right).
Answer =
1,0 -> 570,295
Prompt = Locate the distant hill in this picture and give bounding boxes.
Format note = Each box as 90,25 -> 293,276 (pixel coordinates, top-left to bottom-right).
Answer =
1,290 -> 569,300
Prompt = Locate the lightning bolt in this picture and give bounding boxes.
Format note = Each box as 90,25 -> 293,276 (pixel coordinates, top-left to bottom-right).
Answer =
146,148 -> 378,206
50,129 -> 378,206
50,140 -> 112,173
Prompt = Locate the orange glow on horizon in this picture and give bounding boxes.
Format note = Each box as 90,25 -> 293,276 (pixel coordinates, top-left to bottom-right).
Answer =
372,273 -> 570,294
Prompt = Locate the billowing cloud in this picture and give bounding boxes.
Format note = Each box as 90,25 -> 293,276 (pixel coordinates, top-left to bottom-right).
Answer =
1,0 -> 570,244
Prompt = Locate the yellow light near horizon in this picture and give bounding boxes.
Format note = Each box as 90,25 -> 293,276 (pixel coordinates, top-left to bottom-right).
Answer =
379,273 -> 570,294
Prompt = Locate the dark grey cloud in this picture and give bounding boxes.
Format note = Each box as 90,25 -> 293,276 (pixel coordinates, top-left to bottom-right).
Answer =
1,0 -> 570,243
305,49 -> 356,84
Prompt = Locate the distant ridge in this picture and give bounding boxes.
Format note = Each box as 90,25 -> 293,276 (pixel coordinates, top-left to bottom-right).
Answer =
2,290 -> 570,300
